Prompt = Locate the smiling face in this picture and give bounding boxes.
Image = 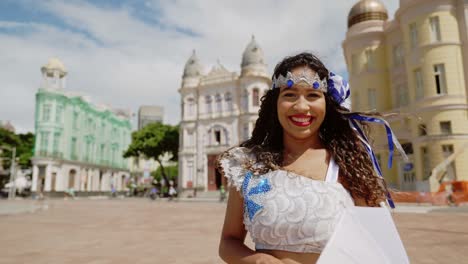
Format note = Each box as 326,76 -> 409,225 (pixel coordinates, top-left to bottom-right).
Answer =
277,66 -> 326,141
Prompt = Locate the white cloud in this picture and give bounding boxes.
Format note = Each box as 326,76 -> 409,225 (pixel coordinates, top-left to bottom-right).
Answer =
0,0 -> 399,133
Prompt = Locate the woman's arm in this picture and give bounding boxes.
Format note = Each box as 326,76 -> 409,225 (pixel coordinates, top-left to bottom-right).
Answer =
219,187 -> 284,264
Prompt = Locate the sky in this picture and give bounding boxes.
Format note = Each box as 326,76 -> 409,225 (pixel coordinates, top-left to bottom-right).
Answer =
0,0 -> 399,133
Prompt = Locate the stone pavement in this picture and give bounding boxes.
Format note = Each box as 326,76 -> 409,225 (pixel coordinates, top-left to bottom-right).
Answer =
0,199 -> 48,215
0,199 -> 467,264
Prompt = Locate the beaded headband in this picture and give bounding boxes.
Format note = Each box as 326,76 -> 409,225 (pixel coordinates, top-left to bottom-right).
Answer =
271,68 -> 327,92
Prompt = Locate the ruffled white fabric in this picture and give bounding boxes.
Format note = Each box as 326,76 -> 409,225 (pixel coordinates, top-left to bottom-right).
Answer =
218,147 -> 355,254
218,147 -> 256,193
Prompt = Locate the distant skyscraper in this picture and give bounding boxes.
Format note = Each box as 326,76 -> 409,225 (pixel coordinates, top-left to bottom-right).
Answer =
343,0 -> 468,191
31,58 -> 132,195
138,105 -> 164,130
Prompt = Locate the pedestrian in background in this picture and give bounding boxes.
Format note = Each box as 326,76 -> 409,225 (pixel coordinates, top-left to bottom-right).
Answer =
219,185 -> 226,202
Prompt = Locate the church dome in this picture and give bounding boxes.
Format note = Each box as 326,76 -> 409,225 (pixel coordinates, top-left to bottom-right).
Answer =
241,35 -> 265,68
183,50 -> 203,78
41,57 -> 67,77
348,0 -> 388,28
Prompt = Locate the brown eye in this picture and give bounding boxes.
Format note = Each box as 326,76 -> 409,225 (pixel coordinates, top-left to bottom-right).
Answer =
307,93 -> 320,98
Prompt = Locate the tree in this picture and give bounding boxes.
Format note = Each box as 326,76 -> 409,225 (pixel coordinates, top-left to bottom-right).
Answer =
123,123 -> 179,190
151,165 -> 178,182
0,128 -> 34,169
16,133 -> 34,168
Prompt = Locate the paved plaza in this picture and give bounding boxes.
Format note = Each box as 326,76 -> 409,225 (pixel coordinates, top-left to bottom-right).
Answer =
0,199 -> 467,264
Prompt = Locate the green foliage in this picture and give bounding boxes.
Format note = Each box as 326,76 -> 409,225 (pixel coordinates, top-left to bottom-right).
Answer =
0,128 -> 35,169
16,133 -> 34,168
123,123 -> 179,187
151,165 -> 178,181
0,127 -> 20,146
123,122 -> 179,162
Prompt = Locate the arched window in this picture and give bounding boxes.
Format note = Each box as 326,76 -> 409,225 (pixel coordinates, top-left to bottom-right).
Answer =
206,125 -> 229,146
205,95 -> 212,113
242,90 -> 248,110
252,88 -> 260,106
186,97 -> 195,116
243,123 -> 249,141
215,94 -> 222,112
186,130 -> 194,147
225,92 -> 233,111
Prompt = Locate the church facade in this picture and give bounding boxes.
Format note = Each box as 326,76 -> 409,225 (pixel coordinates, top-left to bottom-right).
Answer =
178,37 -> 271,195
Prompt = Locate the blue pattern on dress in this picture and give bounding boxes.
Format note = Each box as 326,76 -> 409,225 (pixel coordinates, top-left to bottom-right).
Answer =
242,171 -> 271,221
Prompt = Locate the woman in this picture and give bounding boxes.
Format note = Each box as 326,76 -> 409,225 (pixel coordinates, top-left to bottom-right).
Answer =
217,52 -> 405,264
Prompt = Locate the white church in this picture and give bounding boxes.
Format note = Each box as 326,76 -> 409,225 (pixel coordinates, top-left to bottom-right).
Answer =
178,36 -> 271,195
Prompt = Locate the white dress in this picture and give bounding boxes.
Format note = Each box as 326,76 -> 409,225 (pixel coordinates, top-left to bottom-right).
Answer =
219,147 -> 355,253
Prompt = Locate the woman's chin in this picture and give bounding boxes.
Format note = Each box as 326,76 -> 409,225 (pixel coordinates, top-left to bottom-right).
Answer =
286,130 -> 317,141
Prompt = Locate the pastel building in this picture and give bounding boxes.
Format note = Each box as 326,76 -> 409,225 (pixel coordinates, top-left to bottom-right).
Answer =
178,37 -> 270,195
343,0 -> 468,191
31,58 -> 132,195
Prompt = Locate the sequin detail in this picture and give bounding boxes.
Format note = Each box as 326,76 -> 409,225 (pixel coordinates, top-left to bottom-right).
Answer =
248,178 -> 271,195
243,172 -> 272,221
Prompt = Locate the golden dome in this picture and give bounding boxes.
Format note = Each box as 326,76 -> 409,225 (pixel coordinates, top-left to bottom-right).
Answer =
348,0 -> 388,28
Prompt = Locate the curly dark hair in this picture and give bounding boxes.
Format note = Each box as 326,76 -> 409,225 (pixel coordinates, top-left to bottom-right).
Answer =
219,52 -> 388,206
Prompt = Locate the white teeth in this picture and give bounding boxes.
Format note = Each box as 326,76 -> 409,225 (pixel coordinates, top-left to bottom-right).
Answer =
291,117 -> 311,122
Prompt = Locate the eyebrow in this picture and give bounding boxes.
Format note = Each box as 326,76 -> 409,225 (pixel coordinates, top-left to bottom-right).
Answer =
280,87 -> 322,93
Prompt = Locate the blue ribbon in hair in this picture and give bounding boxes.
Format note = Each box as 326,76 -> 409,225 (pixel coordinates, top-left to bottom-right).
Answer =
327,72 -> 407,208
348,114 -> 409,209
349,114 -> 396,168
327,72 -> 350,105
349,118 -> 383,176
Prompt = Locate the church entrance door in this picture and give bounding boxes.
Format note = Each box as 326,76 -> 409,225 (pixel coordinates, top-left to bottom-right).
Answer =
207,154 -> 226,191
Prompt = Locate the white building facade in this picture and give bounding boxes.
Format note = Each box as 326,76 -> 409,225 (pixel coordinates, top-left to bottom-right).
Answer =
178,37 -> 271,194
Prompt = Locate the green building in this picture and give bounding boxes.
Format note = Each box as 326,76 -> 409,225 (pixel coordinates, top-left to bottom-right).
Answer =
31,58 -> 132,195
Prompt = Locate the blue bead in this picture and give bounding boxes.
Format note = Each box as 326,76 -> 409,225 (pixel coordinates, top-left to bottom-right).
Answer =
287,80 -> 294,88
313,81 -> 320,89
330,72 -> 335,77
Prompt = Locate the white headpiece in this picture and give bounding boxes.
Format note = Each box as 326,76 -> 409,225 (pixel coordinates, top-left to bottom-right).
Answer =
272,68 -> 328,92
272,69 -> 350,109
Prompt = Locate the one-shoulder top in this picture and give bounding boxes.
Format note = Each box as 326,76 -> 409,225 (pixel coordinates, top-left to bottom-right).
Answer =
219,147 -> 355,253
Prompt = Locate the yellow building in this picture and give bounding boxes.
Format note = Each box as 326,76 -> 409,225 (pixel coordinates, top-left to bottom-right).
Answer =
343,0 -> 468,192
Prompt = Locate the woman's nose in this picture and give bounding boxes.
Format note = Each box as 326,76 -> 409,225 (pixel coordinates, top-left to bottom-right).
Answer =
293,96 -> 309,111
